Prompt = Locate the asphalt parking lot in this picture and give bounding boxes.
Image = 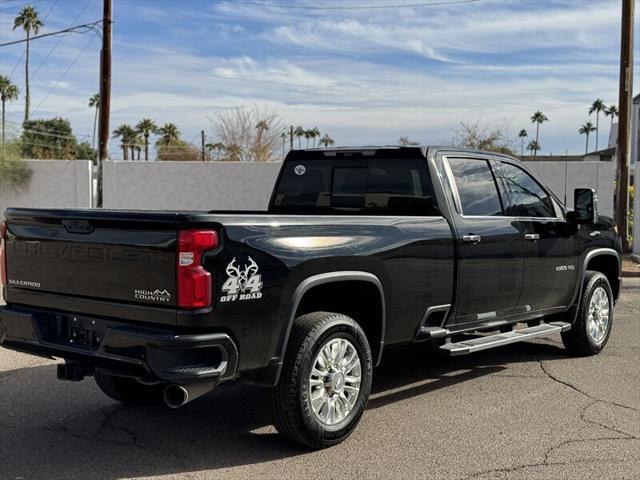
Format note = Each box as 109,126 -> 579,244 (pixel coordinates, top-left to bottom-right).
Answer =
1,279 -> 638,480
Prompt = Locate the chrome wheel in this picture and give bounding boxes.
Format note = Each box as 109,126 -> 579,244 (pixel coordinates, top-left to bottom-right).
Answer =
309,338 -> 361,426
587,286 -> 610,345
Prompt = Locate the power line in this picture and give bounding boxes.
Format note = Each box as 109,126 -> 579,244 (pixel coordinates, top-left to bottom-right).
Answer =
0,0 -> 46,11
2,0 -> 58,78
226,0 -> 483,10
31,29 -> 99,116
29,0 -> 94,81
0,21 -> 102,48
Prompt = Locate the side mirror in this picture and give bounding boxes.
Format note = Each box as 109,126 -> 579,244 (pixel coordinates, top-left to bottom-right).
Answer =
570,188 -> 598,224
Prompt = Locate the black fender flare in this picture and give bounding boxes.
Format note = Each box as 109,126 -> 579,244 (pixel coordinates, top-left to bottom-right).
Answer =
269,271 -> 386,385
570,248 -> 620,323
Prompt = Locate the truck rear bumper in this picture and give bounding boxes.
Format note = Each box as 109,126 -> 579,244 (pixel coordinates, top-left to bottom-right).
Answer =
0,305 -> 238,384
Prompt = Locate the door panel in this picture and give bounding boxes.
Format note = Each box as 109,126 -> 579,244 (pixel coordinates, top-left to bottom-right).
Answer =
492,160 -> 578,312
453,216 -> 524,324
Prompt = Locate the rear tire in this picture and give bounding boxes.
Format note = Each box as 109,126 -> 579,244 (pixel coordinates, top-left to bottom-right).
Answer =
269,312 -> 373,449
561,271 -> 613,356
94,370 -> 165,406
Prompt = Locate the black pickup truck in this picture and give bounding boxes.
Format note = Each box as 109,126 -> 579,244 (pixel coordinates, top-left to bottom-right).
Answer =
0,146 -> 622,448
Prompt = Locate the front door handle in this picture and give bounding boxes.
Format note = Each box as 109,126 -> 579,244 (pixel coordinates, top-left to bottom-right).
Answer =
524,233 -> 540,242
462,234 -> 482,244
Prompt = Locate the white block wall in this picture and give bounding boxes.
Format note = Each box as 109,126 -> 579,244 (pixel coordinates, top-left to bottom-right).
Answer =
102,161 -> 282,211
0,160 -> 93,217
525,161 -> 615,217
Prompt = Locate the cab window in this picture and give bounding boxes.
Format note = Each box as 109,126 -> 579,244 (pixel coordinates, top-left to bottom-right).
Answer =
447,158 -> 503,216
494,162 -> 556,218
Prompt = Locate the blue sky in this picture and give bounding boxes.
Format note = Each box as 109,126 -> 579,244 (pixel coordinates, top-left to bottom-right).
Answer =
0,0 -> 638,157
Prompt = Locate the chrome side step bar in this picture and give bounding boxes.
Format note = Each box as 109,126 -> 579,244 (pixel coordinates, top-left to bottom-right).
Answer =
439,321 -> 571,356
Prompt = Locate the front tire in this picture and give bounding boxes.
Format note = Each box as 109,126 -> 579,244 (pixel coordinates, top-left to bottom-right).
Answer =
269,312 -> 373,448
562,271 -> 614,356
94,370 -> 165,405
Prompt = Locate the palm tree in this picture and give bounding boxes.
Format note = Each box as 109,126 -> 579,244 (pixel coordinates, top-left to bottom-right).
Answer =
294,125 -> 305,149
88,94 -> 100,149
319,134 -> 335,148
13,5 -> 43,123
224,143 -> 241,162
579,121 -> 596,155
156,123 -> 180,145
588,99 -> 606,151
304,129 -> 313,148
310,127 -> 320,147
604,105 -> 618,129
132,133 -> 143,160
205,142 -> 225,160
135,118 -> 157,161
530,111 -> 548,157
112,124 -> 136,160
0,75 -> 19,146
527,140 -> 540,158
518,129 -> 528,157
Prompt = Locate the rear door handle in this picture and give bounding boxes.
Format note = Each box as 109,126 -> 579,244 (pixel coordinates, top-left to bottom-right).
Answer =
524,233 -> 540,242
462,234 -> 482,244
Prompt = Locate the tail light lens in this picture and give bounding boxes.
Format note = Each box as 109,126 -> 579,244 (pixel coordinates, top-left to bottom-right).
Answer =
177,230 -> 218,308
0,221 -> 7,288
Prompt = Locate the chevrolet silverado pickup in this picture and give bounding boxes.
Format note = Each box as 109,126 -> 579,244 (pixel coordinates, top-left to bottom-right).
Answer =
0,146 -> 622,448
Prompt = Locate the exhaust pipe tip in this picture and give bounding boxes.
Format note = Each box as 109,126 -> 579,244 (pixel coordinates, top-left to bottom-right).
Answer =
163,381 -> 217,408
164,385 -> 189,409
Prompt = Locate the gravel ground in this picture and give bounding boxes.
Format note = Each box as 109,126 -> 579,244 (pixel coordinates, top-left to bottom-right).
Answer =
1,279 -> 638,480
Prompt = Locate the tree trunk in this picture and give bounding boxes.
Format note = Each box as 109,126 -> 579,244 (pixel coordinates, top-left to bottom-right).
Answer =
92,107 -> 98,149
534,123 -> 540,157
585,134 -> 589,155
144,135 -> 149,161
595,113 -> 599,151
130,145 -> 135,160
2,100 -> 5,146
24,31 -> 30,123
122,144 -> 128,160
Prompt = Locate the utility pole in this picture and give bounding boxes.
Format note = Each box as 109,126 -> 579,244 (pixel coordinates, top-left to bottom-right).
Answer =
290,125 -> 294,151
201,130 -> 205,161
615,0 -> 634,251
96,0 -> 112,208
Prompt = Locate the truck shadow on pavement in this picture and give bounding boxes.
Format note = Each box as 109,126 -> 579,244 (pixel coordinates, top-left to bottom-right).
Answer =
0,340 -> 567,479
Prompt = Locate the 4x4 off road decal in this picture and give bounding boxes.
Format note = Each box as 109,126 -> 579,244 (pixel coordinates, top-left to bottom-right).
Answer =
220,257 -> 263,302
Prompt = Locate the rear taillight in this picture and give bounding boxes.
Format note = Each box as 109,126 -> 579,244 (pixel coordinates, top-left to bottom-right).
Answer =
0,220 -> 7,288
177,230 -> 218,308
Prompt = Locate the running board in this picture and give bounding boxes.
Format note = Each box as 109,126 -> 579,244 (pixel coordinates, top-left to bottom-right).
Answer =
439,321 -> 571,356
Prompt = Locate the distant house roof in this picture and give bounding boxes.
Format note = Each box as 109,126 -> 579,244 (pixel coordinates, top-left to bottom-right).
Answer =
634,93 -> 640,104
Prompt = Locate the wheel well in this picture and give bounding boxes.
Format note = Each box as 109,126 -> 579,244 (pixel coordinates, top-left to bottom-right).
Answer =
586,255 -> 620,300
294,280 -> 384,362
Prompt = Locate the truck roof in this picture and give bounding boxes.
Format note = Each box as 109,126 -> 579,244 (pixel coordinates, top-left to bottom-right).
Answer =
285,145 -> 517,161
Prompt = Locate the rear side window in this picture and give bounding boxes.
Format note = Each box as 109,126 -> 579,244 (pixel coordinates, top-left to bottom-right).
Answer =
494,162 -> 556,217
271,157 -> 439,216
447,158 -> 503,216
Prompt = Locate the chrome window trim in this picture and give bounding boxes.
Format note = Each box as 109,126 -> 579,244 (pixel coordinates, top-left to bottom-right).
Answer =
441,156 -> 463,214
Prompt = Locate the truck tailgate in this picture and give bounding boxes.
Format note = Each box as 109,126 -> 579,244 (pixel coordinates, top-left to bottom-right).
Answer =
4,209 -> 178,307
